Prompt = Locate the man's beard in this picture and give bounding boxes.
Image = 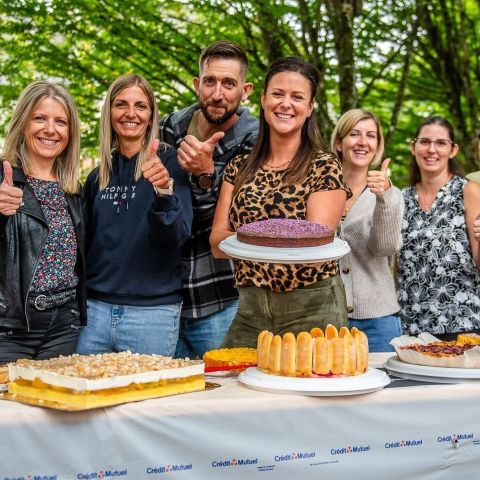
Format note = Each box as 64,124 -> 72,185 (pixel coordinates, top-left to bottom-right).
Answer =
199,99 -> 240,125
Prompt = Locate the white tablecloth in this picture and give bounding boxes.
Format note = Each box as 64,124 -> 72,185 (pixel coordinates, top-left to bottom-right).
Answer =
1,353 -> 480,479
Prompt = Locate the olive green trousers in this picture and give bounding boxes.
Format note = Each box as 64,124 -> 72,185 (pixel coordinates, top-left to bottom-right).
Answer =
222,274 -> 348,348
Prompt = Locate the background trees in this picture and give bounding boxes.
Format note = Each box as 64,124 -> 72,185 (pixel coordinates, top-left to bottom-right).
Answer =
1,0 -> 479,184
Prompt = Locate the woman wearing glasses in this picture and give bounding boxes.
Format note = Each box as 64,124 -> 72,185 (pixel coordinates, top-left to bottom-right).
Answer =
397,116 -> 480,340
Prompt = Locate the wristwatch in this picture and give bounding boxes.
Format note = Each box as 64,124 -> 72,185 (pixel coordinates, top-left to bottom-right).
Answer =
192,171 -> 216,189
153,178 -> 175,196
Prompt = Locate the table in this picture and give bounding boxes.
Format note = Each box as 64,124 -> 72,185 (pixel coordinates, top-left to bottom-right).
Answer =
1,353 -> 480,479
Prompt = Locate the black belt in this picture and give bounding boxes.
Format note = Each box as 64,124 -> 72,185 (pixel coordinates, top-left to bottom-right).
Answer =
28,288 -> 77,311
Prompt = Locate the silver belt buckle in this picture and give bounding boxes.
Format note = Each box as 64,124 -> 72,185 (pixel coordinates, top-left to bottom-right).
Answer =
34,295 -> 48,311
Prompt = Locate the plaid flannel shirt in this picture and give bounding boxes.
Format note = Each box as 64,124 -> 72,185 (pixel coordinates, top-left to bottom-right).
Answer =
160,104 -> 259,319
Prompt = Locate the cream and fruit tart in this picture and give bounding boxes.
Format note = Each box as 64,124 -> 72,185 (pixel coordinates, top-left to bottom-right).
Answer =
8,351 -> 205,409
257,325 -> 368,377
0,364 -> 8,385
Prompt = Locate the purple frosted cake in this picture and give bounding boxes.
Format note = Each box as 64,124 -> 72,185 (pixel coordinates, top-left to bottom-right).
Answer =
237,219 -> 334,248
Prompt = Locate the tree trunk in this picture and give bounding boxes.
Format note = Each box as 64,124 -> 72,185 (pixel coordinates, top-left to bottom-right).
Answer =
325,0 -> 360,112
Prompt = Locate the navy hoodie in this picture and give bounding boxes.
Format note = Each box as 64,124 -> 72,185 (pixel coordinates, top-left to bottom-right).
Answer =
83,148 -> 192,306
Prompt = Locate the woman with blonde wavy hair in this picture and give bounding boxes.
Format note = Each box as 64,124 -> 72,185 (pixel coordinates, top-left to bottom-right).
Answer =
76,74 -> 192,356
331,108 -> 403,351
0,80 -> 86,362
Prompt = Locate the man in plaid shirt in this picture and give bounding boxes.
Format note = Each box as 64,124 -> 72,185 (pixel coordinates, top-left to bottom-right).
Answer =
160,41 -> 258,358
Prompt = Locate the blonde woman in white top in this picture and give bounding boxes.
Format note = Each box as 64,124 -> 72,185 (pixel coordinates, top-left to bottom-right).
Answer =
331,109 -> 403,351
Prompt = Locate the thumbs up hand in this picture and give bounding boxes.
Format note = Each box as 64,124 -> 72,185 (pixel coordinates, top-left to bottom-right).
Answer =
367,158 -> 392,195
473,214 -> 480,242
141,139 -> 170,189
3,160 -> 14,187
178,131 -> 225,176
0,161 -> 23,216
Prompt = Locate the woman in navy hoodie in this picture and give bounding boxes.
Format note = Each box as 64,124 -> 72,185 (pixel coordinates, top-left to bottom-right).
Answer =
77,74 -> 192,356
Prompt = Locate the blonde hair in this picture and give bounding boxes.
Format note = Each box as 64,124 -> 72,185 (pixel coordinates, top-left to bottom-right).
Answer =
98,74 -> 159,190
330,109 -> 385,168
2,81 -> 81,194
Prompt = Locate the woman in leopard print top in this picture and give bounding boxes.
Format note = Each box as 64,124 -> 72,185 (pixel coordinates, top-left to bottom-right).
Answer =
210,57 -> 350,348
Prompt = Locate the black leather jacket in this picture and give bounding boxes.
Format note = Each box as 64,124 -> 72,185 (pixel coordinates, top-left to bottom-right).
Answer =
0,166 -> 87,330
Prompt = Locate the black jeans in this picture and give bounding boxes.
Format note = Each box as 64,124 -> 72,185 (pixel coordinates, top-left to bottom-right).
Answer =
0,299 -> 81,363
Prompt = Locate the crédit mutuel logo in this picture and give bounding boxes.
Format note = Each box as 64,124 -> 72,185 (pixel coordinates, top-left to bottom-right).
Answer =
76,469 -> 127,479
438,433 -> 474,444
211,457 -> 258,468
331,444 -> 371,455
385,438 -> 423,449
274,451 -> 316,462
146,464 -> 192,475
3,475 -> 57,480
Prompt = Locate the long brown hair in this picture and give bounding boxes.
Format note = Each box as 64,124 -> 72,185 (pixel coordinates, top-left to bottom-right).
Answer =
408,115 -> 464,185
2,81 -> 81,194
232,57 -> 321,196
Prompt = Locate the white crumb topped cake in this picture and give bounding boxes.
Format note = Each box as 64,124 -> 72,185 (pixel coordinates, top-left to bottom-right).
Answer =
7,351 -> 205,409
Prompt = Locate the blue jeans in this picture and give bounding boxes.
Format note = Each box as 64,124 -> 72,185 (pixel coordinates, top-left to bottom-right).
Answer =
76,299 -> 181,356
174,300 -> 238,359
348,315 -> 402,352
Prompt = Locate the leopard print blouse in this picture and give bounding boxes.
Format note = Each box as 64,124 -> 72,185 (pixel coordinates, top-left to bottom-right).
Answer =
224,149 -> 349,292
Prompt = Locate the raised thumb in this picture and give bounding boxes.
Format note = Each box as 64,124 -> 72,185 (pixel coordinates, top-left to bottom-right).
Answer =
2,161 -> 14,187
381,158 -> 391,174
149,139 -> 160,158
207,131 -> 225,147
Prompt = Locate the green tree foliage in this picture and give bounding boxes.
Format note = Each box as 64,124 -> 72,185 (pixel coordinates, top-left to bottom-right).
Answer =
1,0 -> 479,184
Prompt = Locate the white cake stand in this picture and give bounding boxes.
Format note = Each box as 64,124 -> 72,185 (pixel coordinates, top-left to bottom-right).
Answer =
238,367 -> 390,396
384,356 -> 480,384
219,236 -> 350,264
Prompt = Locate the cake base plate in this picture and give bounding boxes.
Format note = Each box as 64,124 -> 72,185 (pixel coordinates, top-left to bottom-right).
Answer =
384,356 -> 480,384
0,381 -> 218,411
238,367 -> 390,396
219,236 -> 350,264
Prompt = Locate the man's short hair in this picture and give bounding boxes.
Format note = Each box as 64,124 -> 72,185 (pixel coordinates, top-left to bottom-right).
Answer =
199,40 -> 249,78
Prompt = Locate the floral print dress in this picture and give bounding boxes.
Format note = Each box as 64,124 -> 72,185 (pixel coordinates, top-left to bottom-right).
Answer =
397,176 -> 480,335
27,177 -> 78,293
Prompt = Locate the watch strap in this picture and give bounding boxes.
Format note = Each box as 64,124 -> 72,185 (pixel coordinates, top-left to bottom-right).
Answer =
153,178 -> 175,196
192,171 -> 216,189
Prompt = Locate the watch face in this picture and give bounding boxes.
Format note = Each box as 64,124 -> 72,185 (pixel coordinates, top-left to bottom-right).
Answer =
198,174 -> 214,189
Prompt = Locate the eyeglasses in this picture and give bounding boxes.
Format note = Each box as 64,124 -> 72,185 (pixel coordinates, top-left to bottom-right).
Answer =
414,137 -> 454,151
